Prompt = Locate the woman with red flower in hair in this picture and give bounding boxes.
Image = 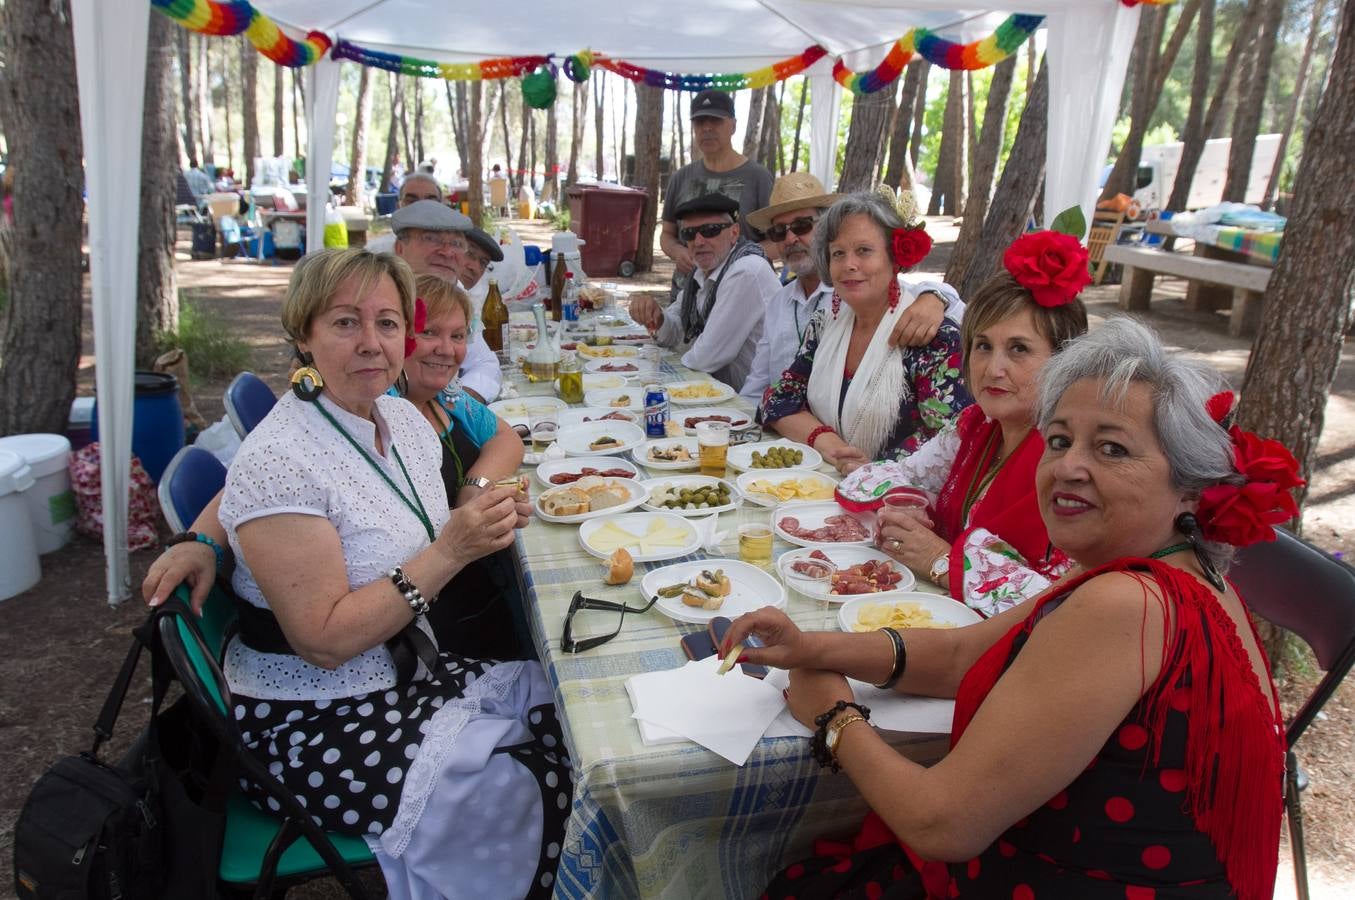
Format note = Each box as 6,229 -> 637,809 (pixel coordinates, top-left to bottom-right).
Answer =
838,229 -> 1090,616
763,191 -> 973,474
726,317 -> 1297,900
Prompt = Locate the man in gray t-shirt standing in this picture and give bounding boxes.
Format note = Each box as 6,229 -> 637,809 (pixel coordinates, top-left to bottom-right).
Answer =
660,89 -> 775,299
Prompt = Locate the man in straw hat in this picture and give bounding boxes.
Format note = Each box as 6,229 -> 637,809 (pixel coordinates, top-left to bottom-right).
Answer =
739,173 -> 965,408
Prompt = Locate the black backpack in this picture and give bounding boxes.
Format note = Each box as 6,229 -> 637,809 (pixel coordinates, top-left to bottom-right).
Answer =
13,601 -> 229,899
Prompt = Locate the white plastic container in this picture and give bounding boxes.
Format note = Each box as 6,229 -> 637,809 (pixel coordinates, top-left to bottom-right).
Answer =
0,449 -> 41,600
0,434 -> 74,553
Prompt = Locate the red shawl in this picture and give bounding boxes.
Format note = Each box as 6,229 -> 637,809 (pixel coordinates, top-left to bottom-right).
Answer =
931,406 -> 1064,601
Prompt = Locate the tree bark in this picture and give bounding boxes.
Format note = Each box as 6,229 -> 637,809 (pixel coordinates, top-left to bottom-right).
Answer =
1238,0 -> 1355,662
221,42 -> 234,173
177,27 -> 197,165
529,109 -> 538,191
500,82 -> 516,193
413,80 -> 424,167
760,82 -> 783,174
909,62 -> 930,170
1101,0 -> 1200,200
929,70 -> 967,215
467,81 -> 484,223
1262,0 -> 1326,208
239,37 -> 259,187
743,86 -> 766,161
593,75 -> 607,180
632,84 -> 664,271
789,77 -> 808,172
676,84 -> 687,165
344,65 -> 373,206
884,63 -> 925,189
838,88 -> 893,192
517,94 -> 531,195
946,55 -> 1016,286
292,67 -> 303,160
775,81 -> 788,175
273,63 -> 284,157
1224,0 -> 1285,201
380,74 -> 400,192
566,79 -> 587,188
0,0 -> 84,436
1168,0 -> 1215,211
542,99 -> 559,203
965,72 -> 978,192
954,59 -> 1048,301
399,80 -> 414,175
197,34 -> 213,164
137,12 -> 179,368
449,82 -> 468,174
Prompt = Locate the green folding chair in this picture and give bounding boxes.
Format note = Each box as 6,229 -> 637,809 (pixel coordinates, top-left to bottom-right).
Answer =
156,587 -> 378,899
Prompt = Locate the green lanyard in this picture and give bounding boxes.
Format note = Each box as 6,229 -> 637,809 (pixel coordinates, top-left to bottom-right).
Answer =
427,400 -> 466,489
314,400 -> 435,542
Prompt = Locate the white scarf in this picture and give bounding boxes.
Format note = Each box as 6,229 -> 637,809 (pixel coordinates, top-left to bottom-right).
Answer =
805,282 -> 918,460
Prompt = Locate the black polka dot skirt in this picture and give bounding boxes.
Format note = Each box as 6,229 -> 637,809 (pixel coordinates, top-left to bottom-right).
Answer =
234,652 -> 571,897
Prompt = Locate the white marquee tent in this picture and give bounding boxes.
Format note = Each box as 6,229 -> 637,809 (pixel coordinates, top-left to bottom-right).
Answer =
70,0 -> 1141,602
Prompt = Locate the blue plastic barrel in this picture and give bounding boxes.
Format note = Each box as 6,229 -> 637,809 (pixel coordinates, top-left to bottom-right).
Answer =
90,371 -> 186,483
375,193 -> 399,217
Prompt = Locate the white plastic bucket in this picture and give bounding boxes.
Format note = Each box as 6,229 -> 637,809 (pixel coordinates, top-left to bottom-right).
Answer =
0,434 -> 74,553
0,449 -> 41,600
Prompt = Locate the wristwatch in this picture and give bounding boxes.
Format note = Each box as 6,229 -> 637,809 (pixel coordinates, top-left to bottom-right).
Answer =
463,475 -> 494,491
825,713 -> 868,757
928,553 -> 951,587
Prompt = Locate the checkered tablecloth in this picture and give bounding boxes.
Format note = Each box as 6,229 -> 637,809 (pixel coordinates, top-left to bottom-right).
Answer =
504,353 -> 949,899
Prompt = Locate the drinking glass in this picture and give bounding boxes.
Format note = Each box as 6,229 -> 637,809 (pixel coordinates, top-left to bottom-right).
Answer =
695,421 -> 730,478
737,498 -> 773,569
528,405 -> 559,453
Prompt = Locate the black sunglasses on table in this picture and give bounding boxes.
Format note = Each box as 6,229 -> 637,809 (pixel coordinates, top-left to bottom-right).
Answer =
678,221 -> 736,244
561,590 -> 659,653
765,216 -> 817,243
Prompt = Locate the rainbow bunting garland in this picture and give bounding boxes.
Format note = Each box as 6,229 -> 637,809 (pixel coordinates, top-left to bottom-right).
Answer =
332,41 -> 549,81
152,0 -> 330,67
834,14 -> 1044,93
594,46 -> 829,92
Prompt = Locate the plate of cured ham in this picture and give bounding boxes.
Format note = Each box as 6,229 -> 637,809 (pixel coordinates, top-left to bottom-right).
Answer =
675,408 -> 754,435
777,547 -> 915,601
773,501 -> 874,548
535,456 -> 640,488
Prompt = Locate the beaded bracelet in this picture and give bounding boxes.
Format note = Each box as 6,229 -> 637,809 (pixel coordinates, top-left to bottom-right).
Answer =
166,531 -> 227,574
810,700 -> 871,772
805,425 -> 837,449
387,566 -> 430,618
873,627 -> 907,690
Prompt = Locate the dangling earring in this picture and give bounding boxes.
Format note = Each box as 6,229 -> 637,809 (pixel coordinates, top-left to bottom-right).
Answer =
1175,512 -> 1225,592
831,292 -> 842,318
291,351 -> 324,402
887,276 -> 901,312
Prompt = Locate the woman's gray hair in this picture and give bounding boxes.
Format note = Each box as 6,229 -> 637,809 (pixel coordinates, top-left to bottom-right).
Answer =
1036,318 -> 1241,569
811,191 -> 905,286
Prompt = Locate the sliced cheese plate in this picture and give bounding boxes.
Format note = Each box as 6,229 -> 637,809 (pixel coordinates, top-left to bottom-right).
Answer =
578,512 -> 701,563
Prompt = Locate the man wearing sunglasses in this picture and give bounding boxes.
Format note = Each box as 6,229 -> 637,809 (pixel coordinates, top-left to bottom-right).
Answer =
631,193 -> 780,392
388,200 -> 502,403
365,172 -> 445,254
738,173 -> 966,408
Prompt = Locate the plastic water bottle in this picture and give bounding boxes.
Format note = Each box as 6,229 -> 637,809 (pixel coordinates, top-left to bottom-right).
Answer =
562,272 -> 580,322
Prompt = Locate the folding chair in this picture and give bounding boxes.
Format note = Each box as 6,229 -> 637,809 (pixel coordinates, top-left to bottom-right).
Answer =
157,445 -> 228,533
156,588 -> 378,899
1228,529 -> 1355,900
1087,209 -> 1128,285
224,372 -> 278,438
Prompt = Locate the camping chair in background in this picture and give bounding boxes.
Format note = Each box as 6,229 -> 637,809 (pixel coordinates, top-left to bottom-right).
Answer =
1087,209 -> 1128,285
156,588 -> 378,899
158,446 -> 227,533
224,372 -> 278,438
1228,529 -> 1355,900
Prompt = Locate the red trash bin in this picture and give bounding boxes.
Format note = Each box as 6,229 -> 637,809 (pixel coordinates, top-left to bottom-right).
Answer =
566,183 -> 649,278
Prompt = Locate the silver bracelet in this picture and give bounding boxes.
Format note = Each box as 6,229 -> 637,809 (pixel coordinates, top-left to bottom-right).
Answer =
387,566 -> 430,618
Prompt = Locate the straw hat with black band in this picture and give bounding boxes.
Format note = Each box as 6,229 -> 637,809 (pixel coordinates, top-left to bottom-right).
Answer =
745,172 -> 840,233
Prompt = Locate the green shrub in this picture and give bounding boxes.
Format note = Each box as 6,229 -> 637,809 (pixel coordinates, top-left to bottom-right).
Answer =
549,207 -> 571,231
155,301 -> 251,384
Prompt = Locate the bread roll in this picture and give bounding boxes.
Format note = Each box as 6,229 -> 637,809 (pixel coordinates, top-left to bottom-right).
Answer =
542,487 -> 589,516
586,485 -> 630,511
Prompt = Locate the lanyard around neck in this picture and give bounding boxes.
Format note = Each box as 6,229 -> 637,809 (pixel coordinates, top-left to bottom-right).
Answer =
794,286 -> 825,345
426,400 -> 466,489
314,400 -> 435,542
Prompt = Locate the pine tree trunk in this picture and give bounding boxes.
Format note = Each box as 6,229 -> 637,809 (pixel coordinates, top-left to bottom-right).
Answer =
775,81 -> 788,175
884,63 -> 925,189
1264,0 -> 1326,207
399,80 -> 414,175
273,63 -> 284,157
500,82 -> 516,194
177,27 -> 197,165
743,87 -> 766,160
593,75 -> 607,180
946,55 -> 1016,286
414,81 -> 424,166
909,62 -> 929,170
566,80 -> 586,188
760,83 -> 782,173
619,81 -> 629,183
344,66 -> 373,206
954,59 -> 1048,301
450,82 -> 468,173
137,12 -> 180,368
929,71 -> 966,215
380,75 -> 400,192
0,0 -> 84,436
197,35 -> 213,163
838,88 -> 892,192
517,97 -> 531,195
1238,0 -> 1355,661
1224,0 -> 1285,201
239,38 -> 258,187
632,84 -> 664,271
467,81 -> 484,223
1168,0 -> 1215,211
542,99 -> 558,203
965,72 -> 978,193
529,110 -> 538,191
789,78 -> 808,173
222,44 -> 234,173
292,68 -> 303,160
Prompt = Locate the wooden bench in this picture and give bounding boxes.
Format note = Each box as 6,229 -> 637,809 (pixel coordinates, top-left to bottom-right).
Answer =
1104,243 -> 1273,337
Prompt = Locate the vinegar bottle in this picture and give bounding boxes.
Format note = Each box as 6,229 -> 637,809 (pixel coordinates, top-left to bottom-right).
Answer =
481,279 -> 508,352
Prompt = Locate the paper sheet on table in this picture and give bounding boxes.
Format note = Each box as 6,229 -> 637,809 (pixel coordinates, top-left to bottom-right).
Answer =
762,669 -> 955,737
627,655 -> 786,765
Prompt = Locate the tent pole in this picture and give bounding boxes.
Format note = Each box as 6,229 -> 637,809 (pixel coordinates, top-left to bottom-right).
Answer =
305,57 -> 342,254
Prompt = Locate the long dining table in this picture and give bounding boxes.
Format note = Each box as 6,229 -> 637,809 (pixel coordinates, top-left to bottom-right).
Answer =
501,336 -> 951,899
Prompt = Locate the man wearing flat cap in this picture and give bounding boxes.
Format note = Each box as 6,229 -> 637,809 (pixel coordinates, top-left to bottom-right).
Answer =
388,200 -> 501,402
739,174 -> 966,407
365,173 -> 446,254
631,193 -> 780,392
660,89 -> 775,300
459,227 -> 506,323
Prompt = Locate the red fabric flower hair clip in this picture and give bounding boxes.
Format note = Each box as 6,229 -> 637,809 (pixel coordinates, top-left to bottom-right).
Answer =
1002,230 -> 1092,308
1195,392 -> 1306,547
890,225 -> 933,271
404,297 -> 428,359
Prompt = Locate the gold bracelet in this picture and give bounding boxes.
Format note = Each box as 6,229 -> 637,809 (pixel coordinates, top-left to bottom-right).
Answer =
825,713 -> 869,764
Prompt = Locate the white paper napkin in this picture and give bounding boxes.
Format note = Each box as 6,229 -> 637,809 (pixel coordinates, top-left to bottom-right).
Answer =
627,655 -> 787,765
761,668 -> 955,737
690,512 -> 727,552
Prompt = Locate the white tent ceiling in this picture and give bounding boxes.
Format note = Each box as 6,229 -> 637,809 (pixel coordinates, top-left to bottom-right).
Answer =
71,0 -> 1140,602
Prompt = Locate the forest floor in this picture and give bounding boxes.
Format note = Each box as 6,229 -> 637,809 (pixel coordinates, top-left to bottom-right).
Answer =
0,217 -> 1350,898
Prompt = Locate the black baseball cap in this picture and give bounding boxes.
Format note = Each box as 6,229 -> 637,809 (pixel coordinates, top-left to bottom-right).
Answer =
690,89 -> 735,120
673,192 -> 740,220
